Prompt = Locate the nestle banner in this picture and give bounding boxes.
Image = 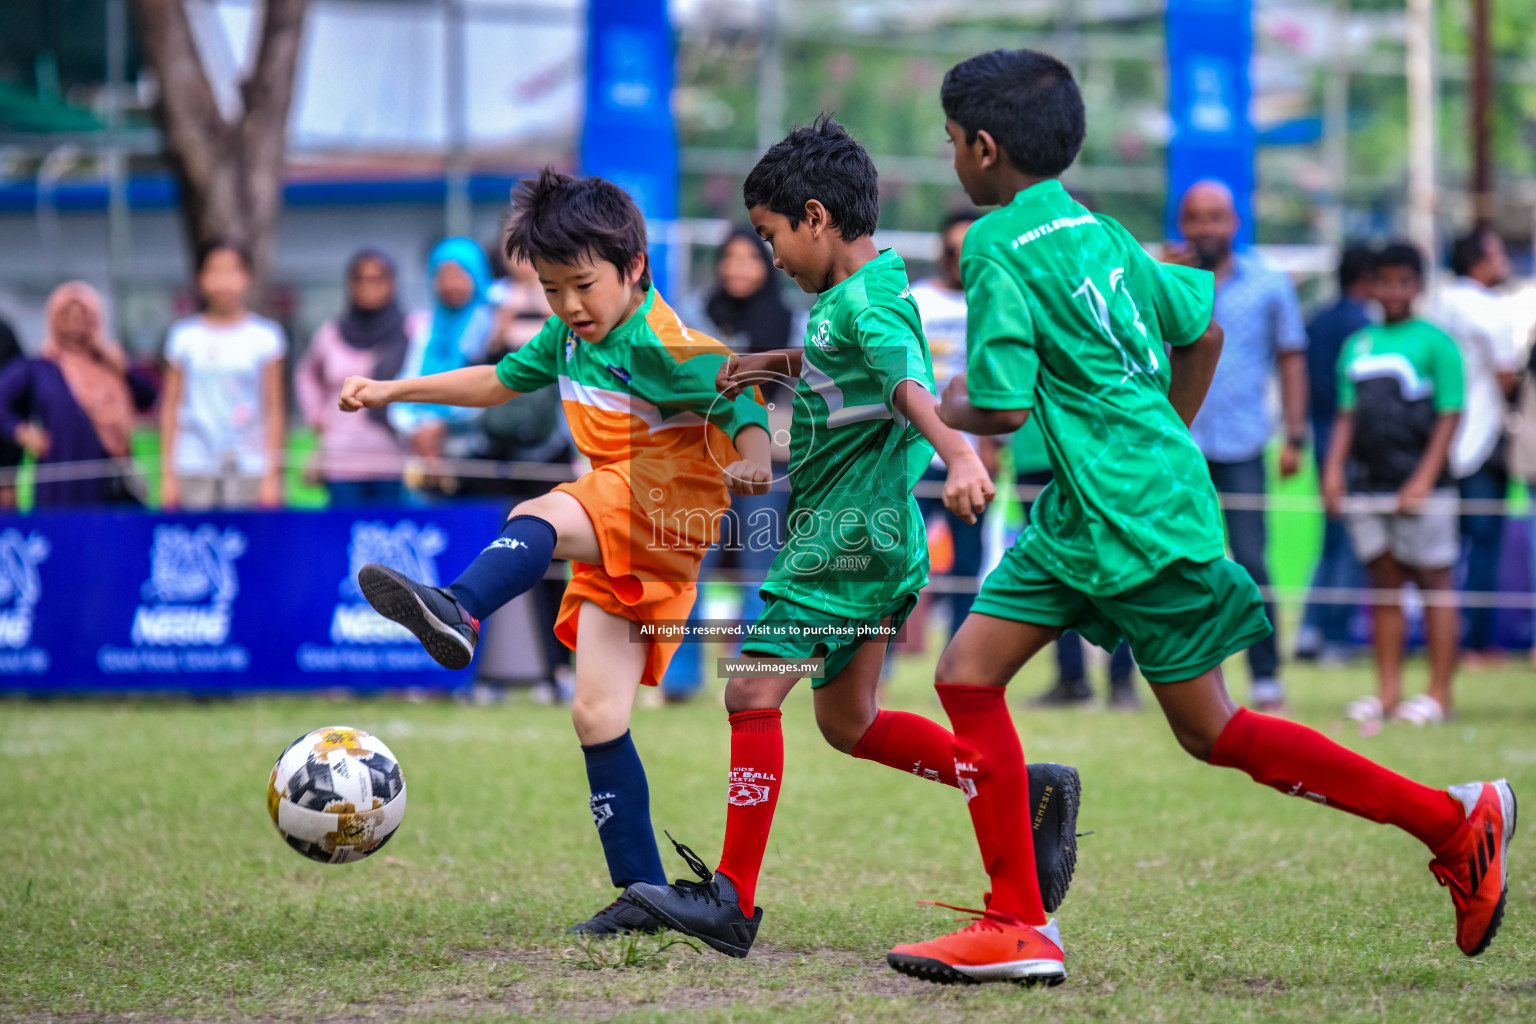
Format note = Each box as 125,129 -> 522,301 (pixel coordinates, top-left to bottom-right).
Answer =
0,504 -> 506,694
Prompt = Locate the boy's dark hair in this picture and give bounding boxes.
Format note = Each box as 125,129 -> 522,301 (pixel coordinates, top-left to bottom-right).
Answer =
1375,241 -> 1423,279
742,115 -> 879,240
1449,228 -> 1496,278
196,238 -> 251,273
505,167 -> 651,290
942,49 -> 1085,178
1338,244 -> 1376,290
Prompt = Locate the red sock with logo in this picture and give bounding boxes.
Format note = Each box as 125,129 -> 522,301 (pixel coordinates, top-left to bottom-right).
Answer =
935,683 -> 1047,926
1209,708 -> 1463,849
851,710 -> 958,787
714,709 -> 783,916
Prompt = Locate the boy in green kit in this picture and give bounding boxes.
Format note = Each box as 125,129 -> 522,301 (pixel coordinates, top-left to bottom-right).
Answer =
623,116 -> 1084,958
885,48 -> 1514,987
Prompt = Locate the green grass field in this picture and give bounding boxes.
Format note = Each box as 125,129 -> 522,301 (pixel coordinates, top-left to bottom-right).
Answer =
3,649 -> 1533,1024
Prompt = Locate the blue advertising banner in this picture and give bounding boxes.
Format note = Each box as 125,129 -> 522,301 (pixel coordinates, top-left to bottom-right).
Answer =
581,0 -> 678,295
1164,0 -> 1255,245
0,504 -> 506,694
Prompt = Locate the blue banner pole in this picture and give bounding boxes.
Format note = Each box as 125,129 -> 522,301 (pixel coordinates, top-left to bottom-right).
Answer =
1165,0 -> 1255,245
581,0 -> 678,296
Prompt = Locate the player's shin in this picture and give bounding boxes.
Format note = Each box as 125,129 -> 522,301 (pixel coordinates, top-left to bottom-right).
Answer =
447,515 -> 558,620
851,709 -> 959,786
582,730 -> 667,887
1209,707 -> 1463,849
935,683 -> 1048,926
714,709 -> 785,915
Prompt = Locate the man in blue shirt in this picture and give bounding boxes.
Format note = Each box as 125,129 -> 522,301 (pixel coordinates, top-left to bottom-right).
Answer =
1296,245 -> 1376,661
1168,181 -> 1308,711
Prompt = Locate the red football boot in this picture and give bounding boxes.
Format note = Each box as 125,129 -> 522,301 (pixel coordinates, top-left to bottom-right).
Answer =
887,898 -> 1065,986
1429,779 -> 1517,956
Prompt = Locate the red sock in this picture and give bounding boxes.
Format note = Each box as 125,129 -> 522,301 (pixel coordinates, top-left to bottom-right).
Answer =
851,710 -> 958,787
1210,708 -> 1463,849
935,683 -> 1047,926
714,709 -> 783,915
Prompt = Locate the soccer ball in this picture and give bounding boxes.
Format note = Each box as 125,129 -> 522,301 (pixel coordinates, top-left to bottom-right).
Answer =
266,726 -> 407,864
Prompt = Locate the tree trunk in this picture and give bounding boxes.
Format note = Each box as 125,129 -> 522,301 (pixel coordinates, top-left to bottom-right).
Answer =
132,0 -> 309,307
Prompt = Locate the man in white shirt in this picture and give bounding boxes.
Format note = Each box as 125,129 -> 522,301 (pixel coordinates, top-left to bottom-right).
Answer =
1426,229 -> 1521,660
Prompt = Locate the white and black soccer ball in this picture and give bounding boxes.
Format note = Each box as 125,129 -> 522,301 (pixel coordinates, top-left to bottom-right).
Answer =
266,726 -> 406,864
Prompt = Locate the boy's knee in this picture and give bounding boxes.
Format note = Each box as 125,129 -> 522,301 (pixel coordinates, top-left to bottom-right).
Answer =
723,676 -> 774,714
1175,728 -> 1218,762
815,710 -> 872,755
570,691 -> 626,741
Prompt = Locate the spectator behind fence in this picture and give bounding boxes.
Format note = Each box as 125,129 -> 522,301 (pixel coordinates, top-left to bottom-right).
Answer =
1426,229 -> 1521,663
160,242 -> 287,510
1296,245 -> 1376,661
661,227 -> 797,701
908,211 -> 991,643
0,282 -> 156,507
0,313 -> 26,508
1323,242 -> 1463,728
296,249 -> 418,507
388,237 -> 495,497
1169,180 -> 1308,712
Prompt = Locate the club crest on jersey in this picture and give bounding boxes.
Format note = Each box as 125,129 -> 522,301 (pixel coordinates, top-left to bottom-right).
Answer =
565,334 -> 576,361
809,319 -> 837,353
605,363 -> 632,383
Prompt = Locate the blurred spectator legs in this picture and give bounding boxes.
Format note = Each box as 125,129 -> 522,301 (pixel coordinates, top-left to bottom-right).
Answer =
916,464 -> 984,639
1297,416 -> 1364,661
177,454 -> 263,510
1457,459 -> 1508,660
1206,456 -> 1283,708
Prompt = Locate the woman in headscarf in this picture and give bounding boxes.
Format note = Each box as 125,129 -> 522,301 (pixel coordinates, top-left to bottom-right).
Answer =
0,281 -> 156,507
296,249 -> 419,506
388,237 -> 496,496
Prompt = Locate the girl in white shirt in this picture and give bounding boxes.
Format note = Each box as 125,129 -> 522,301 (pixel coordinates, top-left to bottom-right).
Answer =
160,241 -> 288,510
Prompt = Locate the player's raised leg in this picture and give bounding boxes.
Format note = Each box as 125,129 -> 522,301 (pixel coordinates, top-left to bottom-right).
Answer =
566,598 -> 670,936
1156,667 -> 1516,957
887,611 -> 1068,986
358,490 -> 596,670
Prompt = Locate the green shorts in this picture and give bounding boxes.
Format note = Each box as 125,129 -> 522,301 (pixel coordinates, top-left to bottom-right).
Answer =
971,550 -> 1272,684
740,592 -> 918,686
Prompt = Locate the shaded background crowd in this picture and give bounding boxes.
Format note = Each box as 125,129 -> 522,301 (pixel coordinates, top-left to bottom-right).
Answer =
3,177 -> 1536,719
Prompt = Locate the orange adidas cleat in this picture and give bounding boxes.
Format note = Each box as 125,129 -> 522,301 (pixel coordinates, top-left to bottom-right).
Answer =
1429,780 -> 1517,956
887,899 -> 1065,986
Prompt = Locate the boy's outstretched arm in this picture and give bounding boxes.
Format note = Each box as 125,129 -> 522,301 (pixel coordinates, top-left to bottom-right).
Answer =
716,350 -> 803,399
339,365 -> 516,411
895,380 -> 996,524
1166,315 -> 1224,428
937,373 -> 1028,436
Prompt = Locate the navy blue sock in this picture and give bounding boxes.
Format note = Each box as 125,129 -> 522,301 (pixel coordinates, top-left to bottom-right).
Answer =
582,730 -> 666,888
447,515 -> 557,620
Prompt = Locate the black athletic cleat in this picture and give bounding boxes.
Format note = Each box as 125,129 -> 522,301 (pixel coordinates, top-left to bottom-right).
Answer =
567,896 -> 666,936
357,563 -> 479,670
1027,762 -> 1082,914
623,834 -> 763,958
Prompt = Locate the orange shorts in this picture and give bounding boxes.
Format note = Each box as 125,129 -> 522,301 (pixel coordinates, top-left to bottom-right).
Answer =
551,465 -> 709,688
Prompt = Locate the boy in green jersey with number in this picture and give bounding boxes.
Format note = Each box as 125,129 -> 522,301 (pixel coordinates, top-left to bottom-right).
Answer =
885,49 -> 1515,987
624,116 -> 1084,957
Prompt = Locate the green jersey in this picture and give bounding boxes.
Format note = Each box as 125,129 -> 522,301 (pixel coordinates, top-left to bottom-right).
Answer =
764,248 -> 936,617
962,179 -> 1222,596
1337,317 -> 1464,492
